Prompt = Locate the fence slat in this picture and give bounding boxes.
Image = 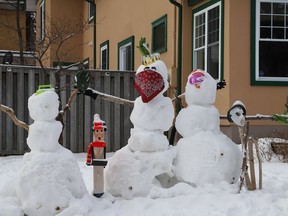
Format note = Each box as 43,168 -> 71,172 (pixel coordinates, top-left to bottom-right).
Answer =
17,68 -> 25,154
0,66 -> 137,155
6,69 -> 13,154
0,67 -> 3,153
113,72 -> 121,150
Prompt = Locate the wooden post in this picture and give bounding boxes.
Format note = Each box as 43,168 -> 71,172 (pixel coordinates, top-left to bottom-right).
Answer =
86,114 -> 108,198
248,138 -> 256,190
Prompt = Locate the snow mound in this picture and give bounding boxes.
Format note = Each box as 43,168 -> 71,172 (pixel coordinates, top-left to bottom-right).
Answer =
105,146 -> 176,199
16,148 -> 87,216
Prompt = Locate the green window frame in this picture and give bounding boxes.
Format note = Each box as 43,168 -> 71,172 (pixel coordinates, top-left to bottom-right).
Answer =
118,36 -> 134,71
192,0 -> 224,81
100,40 -> 109,70
152,14 -> 167,53
251,0 -> 288,86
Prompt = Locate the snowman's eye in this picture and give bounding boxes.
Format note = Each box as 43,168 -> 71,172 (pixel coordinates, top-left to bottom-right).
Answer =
144,67 -> 150,70
151,67 -> 157,70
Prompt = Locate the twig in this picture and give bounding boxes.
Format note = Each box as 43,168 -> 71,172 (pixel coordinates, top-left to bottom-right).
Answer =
61,88 -> 79,115
89,88 -> 134,107
220,114 -> 273,120
238,124 -> 251,192
248,137 -> 256,190
0,104 -> 29,131
254,137 -> 263,190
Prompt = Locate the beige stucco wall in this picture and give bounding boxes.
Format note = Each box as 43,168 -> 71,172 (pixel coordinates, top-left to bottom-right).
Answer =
82,1 -> 93,68
49,0 -> 83,66
36,0 -> 84,67
0,9 -> 26,51
95,0 -> 176,72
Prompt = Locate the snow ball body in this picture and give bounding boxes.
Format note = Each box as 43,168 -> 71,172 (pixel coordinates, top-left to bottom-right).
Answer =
175,130 -> 242,185
128,59 -> 174,152
27,90 -> 61,152
175,70 -> 242,185
105,145 -> 176,199
17,148 -> 87,216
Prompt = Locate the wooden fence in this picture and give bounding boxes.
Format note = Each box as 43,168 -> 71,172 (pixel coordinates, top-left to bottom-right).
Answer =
0,65 -> 138,155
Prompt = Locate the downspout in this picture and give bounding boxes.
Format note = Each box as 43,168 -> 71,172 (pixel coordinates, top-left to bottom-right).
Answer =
169,0 -> 182,113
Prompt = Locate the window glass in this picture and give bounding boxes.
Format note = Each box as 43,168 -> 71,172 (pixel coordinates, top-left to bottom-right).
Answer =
88,2 -> 94,21
100,42 -> 109,70
152,15 -> 167,53
254,0 -> 288,82
193,2 -> 221,80
118,36 -> 134,71
120,43 -> 132,70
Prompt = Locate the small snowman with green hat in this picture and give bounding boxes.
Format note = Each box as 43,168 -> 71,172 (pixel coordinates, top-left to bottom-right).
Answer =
16,85 -> 87,216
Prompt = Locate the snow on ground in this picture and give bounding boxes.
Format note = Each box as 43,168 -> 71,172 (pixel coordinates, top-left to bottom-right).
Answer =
0,152 -> 288,216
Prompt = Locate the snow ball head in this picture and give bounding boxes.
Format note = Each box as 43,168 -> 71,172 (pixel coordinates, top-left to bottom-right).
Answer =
28,90 -> 59,121
185,69 -> 217,106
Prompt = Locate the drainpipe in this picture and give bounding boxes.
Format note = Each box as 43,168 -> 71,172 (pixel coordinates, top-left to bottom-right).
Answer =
86,0 -> 96,69
169,0 -> 182,113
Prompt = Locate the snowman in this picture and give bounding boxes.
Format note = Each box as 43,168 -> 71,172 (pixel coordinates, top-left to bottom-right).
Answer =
16,86 -> 87,216
174,69 -> 242,186
104,39 -> 176,199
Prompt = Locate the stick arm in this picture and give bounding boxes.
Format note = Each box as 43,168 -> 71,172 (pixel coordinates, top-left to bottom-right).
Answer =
0,104 -> 29,131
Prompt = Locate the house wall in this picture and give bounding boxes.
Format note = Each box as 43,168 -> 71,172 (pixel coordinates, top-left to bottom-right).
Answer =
0,9 -> 26,51
36,0 -> 84,67
49,0 -> 83,66
182,0 -> 287,141
82,1 -> 93,68
225,0 -> 287,125
35,0 -> 287,141
94,0 -> 175,72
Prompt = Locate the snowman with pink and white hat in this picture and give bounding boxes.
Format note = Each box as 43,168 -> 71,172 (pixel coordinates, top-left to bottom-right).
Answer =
174,69 -> 242,186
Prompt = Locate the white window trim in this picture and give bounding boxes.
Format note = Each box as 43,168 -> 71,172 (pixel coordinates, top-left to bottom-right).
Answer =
119,42 -> 132,70
255,0 -> 288,82
40,0 -> 45,41
100,44 -> 108,69
193,1 -> 221,81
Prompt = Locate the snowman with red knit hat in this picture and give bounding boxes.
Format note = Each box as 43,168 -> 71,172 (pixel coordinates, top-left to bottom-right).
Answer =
174,69 -> 242,186
105,38 -> 176,199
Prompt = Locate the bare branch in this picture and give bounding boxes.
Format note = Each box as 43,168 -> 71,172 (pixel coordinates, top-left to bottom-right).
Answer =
0,104 -> 29,131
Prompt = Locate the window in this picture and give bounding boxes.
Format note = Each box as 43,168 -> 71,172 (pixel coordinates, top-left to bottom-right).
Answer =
118,36 -> 134,71
152,14 -> 167,53
252,0 -> 288,85
40,0 -> 45,41
100,41 -> 109,69
192,1 -> 222,80
83,58 -> 89,69
88,1 -> 95,22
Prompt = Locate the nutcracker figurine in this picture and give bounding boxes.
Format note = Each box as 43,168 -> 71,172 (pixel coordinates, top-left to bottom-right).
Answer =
86,114 -> 108,198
